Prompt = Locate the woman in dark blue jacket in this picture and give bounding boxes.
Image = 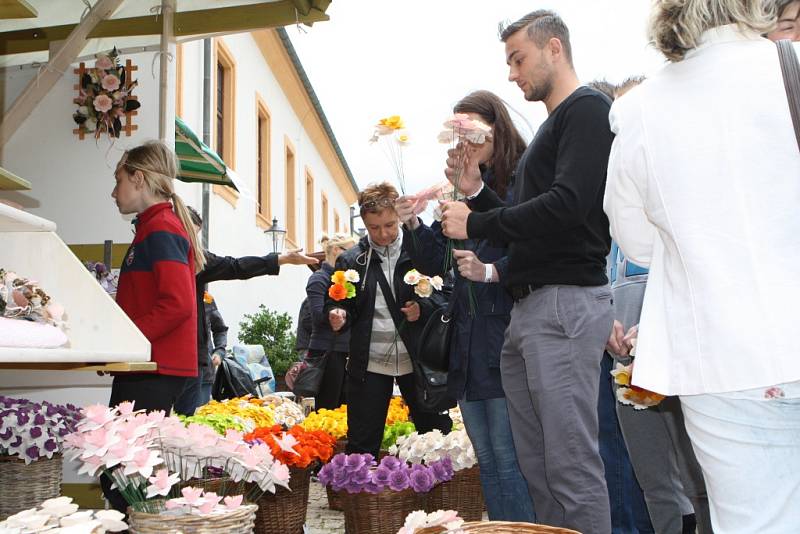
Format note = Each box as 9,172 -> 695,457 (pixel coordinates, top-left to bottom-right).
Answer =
397,90 -> 535,522
304,233 -> 356,410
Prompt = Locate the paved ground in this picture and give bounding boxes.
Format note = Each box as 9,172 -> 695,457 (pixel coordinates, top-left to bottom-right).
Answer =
305,482 -> 345,534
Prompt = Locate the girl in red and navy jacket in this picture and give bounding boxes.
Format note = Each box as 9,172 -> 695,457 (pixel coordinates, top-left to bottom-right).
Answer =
110,141 -> 204,413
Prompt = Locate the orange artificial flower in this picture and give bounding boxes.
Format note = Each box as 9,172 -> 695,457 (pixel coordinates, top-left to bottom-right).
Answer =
244,424 -> 335,468
328,283 -> 348,301
330,270 -> 346,285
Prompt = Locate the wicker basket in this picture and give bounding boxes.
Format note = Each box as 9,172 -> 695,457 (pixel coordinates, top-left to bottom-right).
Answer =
341,488 -> 421,534
252,466 -> 312,534
0,454 -> 62,521
325,439 -> 348,511
127,503 -> 257,533
416,522 -> 580,534
424,465 -> 484,521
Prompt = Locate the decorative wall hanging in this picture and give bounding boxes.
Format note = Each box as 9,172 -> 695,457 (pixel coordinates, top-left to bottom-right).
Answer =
72,48 -> 141,140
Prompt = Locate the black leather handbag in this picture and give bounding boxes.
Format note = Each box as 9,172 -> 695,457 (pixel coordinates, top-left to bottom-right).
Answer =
212,354 -> 259,400
291,349 -> 329,397
417,297 -> 456,373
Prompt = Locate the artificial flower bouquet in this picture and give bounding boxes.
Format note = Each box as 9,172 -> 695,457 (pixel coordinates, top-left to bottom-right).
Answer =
72,48 -> 140,139
318,453 -> 453,495
0,497 -> 127,534
252,394 -> 306,427
63,402 -> 289,516
369,115 -> 410,194
0,396 -> 82,464
328,269 -> 360,302
195,397 -> 275,431
390,429 -> 476,472
403,270 -> 444,299
244,424 -> 335,469
611,363 -> 665,410
299,406 -> 348,440
382,421 -> 416,451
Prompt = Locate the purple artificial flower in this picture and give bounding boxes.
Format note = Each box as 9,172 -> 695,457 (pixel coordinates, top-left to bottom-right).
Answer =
16,412 -> 29,426
33,413 -> 46,426
29,427 -> 42,439
332,466 -> 351,487
379,455 -> 402,471
343,482 -> 364,494
430,459 -> 453,483
409,467 -> 434,493
0,428 -> 12,440
58,427 -> 69,437
46,405 -> 58,417
25,446 -> 40,460
351,466 -> 372,486
318,463 -> 334,486
388,468 -> 409,491
44,439 -> 58,452
9,436 -> 21,448
362,481 -> 383,494
331,453 -> 347,469
372,466 -> 392,487
345,453 -> 367,471
361,453 -> 376,467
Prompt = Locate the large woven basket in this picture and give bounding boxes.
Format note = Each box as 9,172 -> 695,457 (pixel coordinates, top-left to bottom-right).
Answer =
325,439 -> 348,511
0,454 -> 62,521
252,465 -> 312,534
417,521 -> 580,533
341,488 -> 421,534
424,465 -> 484,521
127,503 -> 257,533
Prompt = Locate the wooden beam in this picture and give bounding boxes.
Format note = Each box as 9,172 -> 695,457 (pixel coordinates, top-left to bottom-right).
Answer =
0,165 -> 31,190
0,362 -> 157,372
0,0 -> 124,147
0,1 -> 330,56
290,0 -> 312,16
158,0 -> 176,142
0,0 -> 37,19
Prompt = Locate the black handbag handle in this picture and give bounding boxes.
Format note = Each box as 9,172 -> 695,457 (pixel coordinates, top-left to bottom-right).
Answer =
777,39 -> 800,152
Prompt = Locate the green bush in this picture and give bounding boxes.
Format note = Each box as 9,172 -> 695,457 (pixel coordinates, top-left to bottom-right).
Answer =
238,305 -> 297,375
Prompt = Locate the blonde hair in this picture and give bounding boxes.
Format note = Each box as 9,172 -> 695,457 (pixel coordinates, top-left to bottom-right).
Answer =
320,232 -> 356,265
649,0 -> 776,61
358,182 -> 399,216
118,141 -> 206,272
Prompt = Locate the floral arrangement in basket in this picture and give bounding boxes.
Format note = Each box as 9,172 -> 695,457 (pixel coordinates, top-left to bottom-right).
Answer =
195,397 -> 275,431
318,453 -> 453,495
369,115 -> 410,194
63,402 -> 289,515
397,509 -> 465,534
72,48 -> 140,139
0,396 -> 82,465
390,429 -> 476,472
386,397 -> 410,425
0,496 -> 127,534
244,424 -> 335,469
328,269 -> 360,302
300,406 -> 348,440
382,421 -> 416,450
178,414 -> 248,435
250,394 -> 306,427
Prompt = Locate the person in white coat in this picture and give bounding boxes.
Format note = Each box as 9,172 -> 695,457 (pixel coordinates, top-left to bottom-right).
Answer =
603,1 -> 800,533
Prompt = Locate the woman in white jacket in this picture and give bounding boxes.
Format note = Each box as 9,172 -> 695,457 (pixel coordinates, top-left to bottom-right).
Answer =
604,1 -> 800,533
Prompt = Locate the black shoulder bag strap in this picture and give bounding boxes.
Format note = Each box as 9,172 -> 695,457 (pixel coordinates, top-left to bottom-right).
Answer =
374,262 -> 406,335
777,39 -> 800,152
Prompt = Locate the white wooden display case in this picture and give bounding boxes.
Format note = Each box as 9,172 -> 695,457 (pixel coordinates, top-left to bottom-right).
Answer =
0,202 -> 152,371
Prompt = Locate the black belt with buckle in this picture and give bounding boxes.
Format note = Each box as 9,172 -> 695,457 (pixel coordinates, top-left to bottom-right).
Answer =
510,284 -> 542,302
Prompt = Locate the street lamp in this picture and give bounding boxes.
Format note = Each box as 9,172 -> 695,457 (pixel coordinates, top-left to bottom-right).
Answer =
264,217 -> 286,254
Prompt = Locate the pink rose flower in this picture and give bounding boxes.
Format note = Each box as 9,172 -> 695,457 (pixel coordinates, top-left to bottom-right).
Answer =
101,74 -> 120,91
95,55 -> 113,70
93,94 -> 113,113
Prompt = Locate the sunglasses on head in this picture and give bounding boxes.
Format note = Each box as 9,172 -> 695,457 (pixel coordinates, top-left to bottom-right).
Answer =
360,198 -> 396,211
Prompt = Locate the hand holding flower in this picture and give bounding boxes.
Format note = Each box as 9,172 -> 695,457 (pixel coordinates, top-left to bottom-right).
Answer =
329,308 -> 346,331
395,196 -> 420,230
440,201 -> 471,240
400,301 -> 420,322
453,249 -> 488,282
444,144 -> 482,197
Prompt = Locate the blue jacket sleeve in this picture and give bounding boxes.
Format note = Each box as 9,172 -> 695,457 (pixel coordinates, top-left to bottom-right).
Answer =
402,220 -> 448,277
306,270 -> 331,331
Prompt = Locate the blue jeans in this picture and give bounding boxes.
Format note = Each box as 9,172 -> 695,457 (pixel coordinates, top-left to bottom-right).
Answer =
174,373 -> 202,416
598,353 -> 654,534
459,396 -> 536,522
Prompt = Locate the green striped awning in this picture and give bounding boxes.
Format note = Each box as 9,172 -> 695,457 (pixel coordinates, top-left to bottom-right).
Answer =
175,117 -> 238,190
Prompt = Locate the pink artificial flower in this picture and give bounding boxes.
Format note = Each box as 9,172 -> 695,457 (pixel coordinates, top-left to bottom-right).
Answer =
77,454 -> 105,477
223,495 -> 243,510
116,401 -> 135,415
273,433 -> 300,456
271,462 -> 290,484
165,498 -> 185,510
197,492 -> 221,514
101,74 -> 120,91
225,429 -> 244,442
146,410 -> 166,424
81,427 -> 119,458
236,447 -> 264,470
84,404 -> 114,426
117,419 -> 150,443
103,441 -> 136,468
181,486 -> 204,505
93,94 -> 113,113
123,449 -> 161,479
95,55 -> 113,70
146,468 -> 180,498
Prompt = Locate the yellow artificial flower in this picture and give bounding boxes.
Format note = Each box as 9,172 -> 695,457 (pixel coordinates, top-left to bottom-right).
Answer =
610,363 -> 632,386
197,397 -> 274,428
379,115 -> 405,130
203,291 -> 214,304
330,270 -> 347,285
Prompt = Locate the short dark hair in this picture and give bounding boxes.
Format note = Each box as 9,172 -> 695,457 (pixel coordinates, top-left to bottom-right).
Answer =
499,10 -> 573,65
187,206 -> 203,228
358,182 -> 399,216
776,0 -> 797,17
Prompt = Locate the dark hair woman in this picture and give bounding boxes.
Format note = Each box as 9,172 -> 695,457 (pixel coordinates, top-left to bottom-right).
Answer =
396,90 -> 535,522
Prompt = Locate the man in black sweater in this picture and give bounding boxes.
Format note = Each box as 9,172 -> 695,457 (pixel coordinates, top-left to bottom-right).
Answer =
441,11 -> 614,534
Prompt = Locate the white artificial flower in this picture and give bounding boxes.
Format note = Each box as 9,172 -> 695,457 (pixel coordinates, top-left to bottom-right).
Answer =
344,269 -> 360,283
429,276 -> 443,291
403,269 -> 421,285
